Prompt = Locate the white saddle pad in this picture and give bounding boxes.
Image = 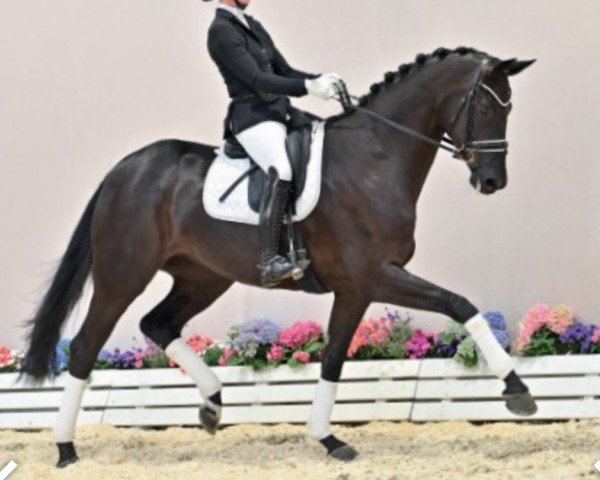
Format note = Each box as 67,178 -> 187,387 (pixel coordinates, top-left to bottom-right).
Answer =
203,120 -> 325,225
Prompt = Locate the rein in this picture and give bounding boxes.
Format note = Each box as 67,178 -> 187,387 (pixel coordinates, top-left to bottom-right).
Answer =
334,62 -> 511,167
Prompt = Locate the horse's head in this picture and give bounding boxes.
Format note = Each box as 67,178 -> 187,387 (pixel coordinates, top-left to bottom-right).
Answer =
444,57 -> 535,195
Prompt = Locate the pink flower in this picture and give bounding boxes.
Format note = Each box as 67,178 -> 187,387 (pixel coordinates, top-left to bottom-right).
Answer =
514,304 -> 576,352
0,347 -> 12,368
591,329 -> 600,344
514,304 -> 551,352
134,351 -> 144,369
404,329 -> 434,359
546,305 -> 575,335
278,321 -> 322,348
292,351 -> 310,364
267,345 -> 284,361
186,335 -> 214,354
218,347 -> 236,366
347,317 -> 393,358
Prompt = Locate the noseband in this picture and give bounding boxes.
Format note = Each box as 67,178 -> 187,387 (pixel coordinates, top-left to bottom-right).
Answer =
335,61 -> 512,168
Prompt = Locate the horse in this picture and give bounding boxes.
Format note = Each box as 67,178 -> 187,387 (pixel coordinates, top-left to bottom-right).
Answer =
21,46 -> 535,466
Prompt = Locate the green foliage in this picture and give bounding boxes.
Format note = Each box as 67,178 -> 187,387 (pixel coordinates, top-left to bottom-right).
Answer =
202,345 -> 224,367
143,351 -> 170,369
454,337 -> 478,368
521,329 -> 562,357
92,359 -> 112,370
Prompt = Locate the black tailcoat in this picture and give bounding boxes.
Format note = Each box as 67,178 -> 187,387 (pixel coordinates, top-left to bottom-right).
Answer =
207,8 -> 319,139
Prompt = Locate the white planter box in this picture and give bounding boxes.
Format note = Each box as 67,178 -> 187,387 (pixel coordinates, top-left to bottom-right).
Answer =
1,355 -> 599,429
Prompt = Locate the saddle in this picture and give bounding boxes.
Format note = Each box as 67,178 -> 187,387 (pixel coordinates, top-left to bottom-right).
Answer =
219,109 -> 319,213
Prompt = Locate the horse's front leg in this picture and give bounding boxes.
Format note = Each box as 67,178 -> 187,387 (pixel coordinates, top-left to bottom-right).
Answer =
373,263 -> 537,416
307,292 -> 370,461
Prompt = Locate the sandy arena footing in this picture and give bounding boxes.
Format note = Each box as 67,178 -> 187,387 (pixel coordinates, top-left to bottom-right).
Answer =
1,420 -> 600,480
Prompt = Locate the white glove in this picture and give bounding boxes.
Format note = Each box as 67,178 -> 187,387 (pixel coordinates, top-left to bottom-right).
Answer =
305,75 -> 339,101
323,72 -> 343,82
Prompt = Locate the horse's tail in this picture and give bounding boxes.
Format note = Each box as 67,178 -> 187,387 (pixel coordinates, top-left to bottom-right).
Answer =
20,182 -> 105,381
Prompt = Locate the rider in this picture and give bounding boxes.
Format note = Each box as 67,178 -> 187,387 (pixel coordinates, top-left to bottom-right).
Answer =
205,0 -> 342,287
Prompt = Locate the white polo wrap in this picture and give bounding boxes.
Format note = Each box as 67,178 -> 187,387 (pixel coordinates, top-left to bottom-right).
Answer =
307,378 -> 338,440
54,373 -> 87,443
165,338 -> 222,400
464,313 -> 514,379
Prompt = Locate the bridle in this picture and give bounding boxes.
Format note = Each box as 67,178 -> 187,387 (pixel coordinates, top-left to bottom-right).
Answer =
334,61 -> 512,168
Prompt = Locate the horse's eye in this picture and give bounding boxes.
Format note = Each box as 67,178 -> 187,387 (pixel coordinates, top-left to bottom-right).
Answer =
480,105 -> 491,116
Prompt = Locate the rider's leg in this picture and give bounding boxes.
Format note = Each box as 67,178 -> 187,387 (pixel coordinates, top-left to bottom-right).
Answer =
235,121 -> 300,286
235,121 -> 292,181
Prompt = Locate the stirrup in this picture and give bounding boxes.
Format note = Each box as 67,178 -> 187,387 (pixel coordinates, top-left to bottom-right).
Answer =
258,255 -> 298,287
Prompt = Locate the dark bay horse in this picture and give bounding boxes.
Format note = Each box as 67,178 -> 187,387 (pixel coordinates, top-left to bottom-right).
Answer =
22,47 -> 535,465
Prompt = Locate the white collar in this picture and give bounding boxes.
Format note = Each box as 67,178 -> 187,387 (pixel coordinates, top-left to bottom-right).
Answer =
218,3 -> 249,29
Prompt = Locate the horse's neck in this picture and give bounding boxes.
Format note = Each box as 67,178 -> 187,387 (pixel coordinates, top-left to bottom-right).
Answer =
356,79 -> 446,204
340,59 -> 476,204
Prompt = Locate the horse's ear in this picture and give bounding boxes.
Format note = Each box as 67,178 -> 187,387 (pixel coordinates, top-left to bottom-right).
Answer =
493,58 -> 536,76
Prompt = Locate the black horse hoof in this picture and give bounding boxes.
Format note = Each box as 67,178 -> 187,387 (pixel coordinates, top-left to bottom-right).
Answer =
56,442 -> 79,468
503,390 -> 537,416
319,435 -> 359,462
329,445 -> 359,462
199,405 -> 220,435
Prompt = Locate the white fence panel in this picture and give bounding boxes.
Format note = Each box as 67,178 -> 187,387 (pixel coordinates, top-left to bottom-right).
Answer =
2,356 -> 600,428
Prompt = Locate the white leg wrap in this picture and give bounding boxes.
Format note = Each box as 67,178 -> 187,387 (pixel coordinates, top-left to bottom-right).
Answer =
54,373 -> 87,443
464,313 -> 514,379
307,378 -> 338,440
165,338 -> 222,401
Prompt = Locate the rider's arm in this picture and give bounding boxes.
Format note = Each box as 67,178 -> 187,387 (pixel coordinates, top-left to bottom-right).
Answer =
271,46 -> 320,81
208,24 -> 308,97
252,19 -> 320,81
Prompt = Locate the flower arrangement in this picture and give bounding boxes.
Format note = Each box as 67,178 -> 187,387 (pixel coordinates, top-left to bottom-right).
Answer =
202,319 -> 325,370
0,346 -> 22,373
2,304 -> 598,375
515,304 -> 600,356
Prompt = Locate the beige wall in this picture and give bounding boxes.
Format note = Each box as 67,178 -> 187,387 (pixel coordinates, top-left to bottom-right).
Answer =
1,0 -> 599,350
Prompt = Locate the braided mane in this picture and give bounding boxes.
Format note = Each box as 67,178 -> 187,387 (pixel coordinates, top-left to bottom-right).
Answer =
357,46 -> 497,106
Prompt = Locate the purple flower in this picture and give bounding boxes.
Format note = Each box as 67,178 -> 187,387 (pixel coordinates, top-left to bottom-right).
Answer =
492,329 -> 510,350
483,311 -> 507,331
104,347 -> 144,369
434,339 -> 458,357
560,322 -> 595,353
231,318 -> 279,348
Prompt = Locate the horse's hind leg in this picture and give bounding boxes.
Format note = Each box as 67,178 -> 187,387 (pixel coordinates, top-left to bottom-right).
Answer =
139,270 -> 232,434
55,247 -> 161,467
373,265 -> 537,416
307,292 -> 370,461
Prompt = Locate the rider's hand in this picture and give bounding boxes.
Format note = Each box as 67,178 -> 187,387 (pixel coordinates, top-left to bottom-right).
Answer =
323,72 -> 343,83
305,75 -> 339,100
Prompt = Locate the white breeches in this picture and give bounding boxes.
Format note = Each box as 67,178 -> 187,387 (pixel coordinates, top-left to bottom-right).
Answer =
235,121 -> 293,181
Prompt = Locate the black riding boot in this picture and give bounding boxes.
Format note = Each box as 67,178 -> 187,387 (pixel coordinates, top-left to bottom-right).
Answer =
258,168 -> 302,287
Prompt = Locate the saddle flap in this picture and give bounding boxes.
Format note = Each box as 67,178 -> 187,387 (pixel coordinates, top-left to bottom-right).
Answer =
203,120 -> 325,227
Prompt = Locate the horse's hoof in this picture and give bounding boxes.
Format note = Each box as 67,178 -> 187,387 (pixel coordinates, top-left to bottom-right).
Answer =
503,390 -> 537,416
328,444 -> 359,462
56,456 -> 79,469
199,405 -> 220,435
56,442 -> 79,468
